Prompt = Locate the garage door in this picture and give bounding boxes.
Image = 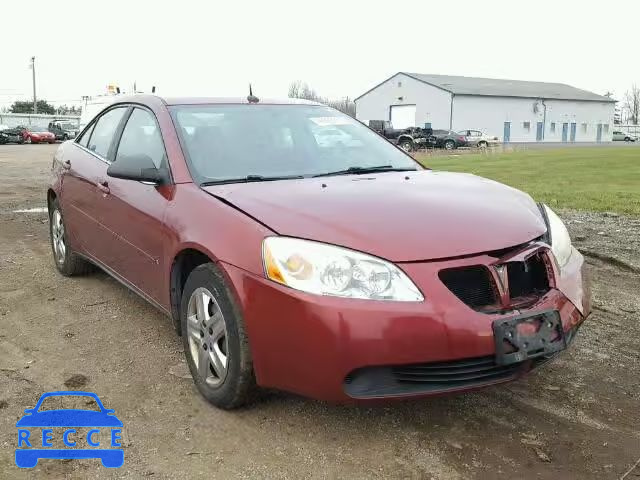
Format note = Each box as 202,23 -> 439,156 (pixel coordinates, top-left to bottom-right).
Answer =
390,105 -> 416,129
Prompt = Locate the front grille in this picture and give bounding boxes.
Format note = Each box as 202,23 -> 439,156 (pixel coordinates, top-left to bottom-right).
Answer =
439,253 -> 551,312
439,266 -> 496,309
508,253 -> 550,299
344,355 -> 526,398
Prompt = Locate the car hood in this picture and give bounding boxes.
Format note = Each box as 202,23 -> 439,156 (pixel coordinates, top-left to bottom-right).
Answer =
203,171 -> 546,262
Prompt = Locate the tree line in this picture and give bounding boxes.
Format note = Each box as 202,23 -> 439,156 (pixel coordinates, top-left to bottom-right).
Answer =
287,81 -> 356,117
5,100 -> 81,116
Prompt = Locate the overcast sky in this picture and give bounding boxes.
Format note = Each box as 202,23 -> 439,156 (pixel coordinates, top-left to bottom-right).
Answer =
1,0 -> 638,108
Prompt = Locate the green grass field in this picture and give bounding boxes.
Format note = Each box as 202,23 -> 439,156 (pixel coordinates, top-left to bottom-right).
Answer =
415,147 -> 640,215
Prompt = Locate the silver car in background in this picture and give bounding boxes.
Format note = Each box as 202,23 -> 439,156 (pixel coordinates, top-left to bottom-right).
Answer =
458,130 -> 500,148
612,130 -> 637,142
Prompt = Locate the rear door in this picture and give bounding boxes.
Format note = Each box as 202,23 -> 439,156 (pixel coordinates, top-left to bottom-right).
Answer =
59,106 -> 129,261
96,107 -> 171,302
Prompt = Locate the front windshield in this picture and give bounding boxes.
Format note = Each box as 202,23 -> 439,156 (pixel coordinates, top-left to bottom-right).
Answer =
171,104 -> 419,183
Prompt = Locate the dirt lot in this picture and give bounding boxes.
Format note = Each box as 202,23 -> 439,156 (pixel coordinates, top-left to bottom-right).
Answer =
1,145 -> 638,479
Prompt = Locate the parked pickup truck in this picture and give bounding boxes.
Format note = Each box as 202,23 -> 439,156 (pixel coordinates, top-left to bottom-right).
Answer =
368,120 -> 435,152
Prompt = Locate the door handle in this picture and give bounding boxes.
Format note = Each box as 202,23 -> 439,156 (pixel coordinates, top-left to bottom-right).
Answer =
97,180 -> 110,194
62,159 -> 71,170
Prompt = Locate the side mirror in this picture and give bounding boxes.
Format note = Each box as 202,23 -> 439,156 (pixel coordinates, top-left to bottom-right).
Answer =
107,154 -> 166,185
24,408 -> 34,414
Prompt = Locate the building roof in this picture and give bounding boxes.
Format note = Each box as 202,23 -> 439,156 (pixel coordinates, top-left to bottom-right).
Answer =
355,72 -> 615,103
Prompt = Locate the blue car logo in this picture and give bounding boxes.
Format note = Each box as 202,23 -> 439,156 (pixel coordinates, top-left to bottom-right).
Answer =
15,391 -> 123,468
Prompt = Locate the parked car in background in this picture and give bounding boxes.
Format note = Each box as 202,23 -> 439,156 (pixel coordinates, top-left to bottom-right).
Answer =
368,121 -> 435,152
432,129 -> 467,150
20,126 -> 56,144
368,120 -> 404,142
458,130 -> 500,148
0,125 -> 24,144
395,127 -> 436,152
48,120 -> 79,141
48,95 -> 590,409
612,130 -> 637,142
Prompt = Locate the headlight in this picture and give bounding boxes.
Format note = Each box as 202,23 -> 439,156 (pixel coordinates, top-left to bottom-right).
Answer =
262,237 -> 424,301
542,204 -> 573,268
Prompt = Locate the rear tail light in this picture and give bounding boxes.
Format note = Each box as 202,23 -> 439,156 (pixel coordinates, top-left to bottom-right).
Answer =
458,136 -> 466,141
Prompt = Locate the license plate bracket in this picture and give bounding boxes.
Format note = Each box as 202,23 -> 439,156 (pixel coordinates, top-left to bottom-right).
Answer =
493,309 -> 566,365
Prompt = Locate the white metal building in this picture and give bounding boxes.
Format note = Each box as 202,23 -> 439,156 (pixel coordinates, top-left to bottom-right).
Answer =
355,72 -> 616,142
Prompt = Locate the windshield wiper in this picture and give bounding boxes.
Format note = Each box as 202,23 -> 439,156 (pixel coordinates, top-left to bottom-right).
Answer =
200,174 -> 305,186
312,165 -> 417,178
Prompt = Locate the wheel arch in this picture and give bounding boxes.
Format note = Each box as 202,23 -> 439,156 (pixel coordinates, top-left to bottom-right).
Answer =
169,245 -> 237,335
47,188 -> 57,210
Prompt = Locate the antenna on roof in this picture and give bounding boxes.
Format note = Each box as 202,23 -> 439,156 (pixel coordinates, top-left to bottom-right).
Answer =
152,86 -> 156,94
247,83 -> 259,103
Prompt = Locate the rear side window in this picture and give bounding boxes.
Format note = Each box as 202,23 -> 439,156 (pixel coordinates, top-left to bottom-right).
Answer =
87,107 -> 128,159
115,108 -> 167,169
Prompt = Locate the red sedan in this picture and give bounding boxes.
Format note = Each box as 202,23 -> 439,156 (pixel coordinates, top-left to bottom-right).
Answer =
21,126 -> 56,144
47,95 -> 590,408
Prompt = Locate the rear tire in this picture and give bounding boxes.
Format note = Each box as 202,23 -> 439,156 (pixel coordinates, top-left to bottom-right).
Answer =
49,198 -> 94,276
444,140 -> 455,150
181,263 -> 257,409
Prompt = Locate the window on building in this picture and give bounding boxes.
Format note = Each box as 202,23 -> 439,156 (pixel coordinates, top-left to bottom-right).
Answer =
397,81 -> 402,87
550,122 -> 556,133
523,121 -> 531,132
582,123 -> 588,133
603,124 -> 610,133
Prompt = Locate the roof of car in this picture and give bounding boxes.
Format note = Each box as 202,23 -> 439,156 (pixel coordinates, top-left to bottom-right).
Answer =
102,94 -> 327,109
160,96 -> 324,106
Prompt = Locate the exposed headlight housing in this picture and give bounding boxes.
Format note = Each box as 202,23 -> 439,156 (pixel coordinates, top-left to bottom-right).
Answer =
262,237 -> 424,302
540,204 -> 573,269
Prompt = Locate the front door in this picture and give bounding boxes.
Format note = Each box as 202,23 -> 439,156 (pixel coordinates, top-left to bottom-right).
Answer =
596,123 -> 603,142
570,123 -> 577,142
503,122 -> 511,143
59,106 -> 129,262
97,107 -> 170,302
536,122 -> 544,141
562,123 -> 569,142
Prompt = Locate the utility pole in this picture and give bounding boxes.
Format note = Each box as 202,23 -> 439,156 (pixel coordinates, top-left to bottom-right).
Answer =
30,56 -> 37,114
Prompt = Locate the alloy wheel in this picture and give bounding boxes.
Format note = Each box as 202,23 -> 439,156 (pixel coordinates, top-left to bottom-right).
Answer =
51,209 -> 66,264
186,288 -> 228,387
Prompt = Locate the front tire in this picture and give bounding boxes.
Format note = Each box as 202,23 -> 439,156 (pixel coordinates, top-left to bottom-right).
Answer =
181,263 -> 257,409
478,141 -> 488,149
49,198 -> 93,276
399,140 -> 413,152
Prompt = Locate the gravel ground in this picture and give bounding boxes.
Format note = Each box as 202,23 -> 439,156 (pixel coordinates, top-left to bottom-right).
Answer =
0,145 -> 639,479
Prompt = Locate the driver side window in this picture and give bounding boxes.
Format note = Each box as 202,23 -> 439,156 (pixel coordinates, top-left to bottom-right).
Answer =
115,108 -> 167,169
